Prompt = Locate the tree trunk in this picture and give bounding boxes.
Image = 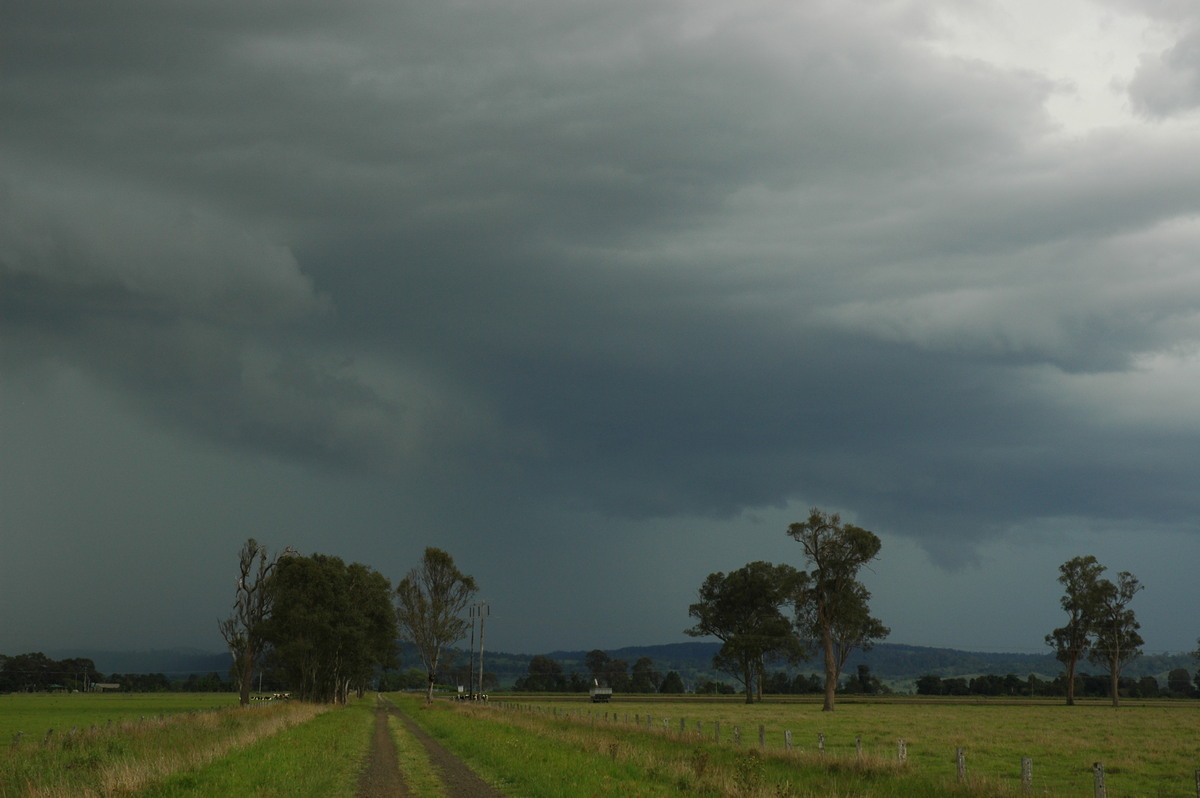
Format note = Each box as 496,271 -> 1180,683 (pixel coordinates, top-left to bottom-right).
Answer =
743,659 -> 754,704
238,654 -> 253,707
822,624 -> 837,712
1109,658 -> 1120,708
1065,653 -> 1078,706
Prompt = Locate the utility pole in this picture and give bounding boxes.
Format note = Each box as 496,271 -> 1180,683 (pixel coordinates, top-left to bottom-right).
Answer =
472,602 -> 489,697
467,605 -> 477,698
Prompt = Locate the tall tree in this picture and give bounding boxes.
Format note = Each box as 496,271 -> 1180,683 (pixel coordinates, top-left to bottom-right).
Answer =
1088,570 -> 1144,708
659,671 -> 686,694
584,649 -> 612,685
685,561 -> 805,703
516,655 -> 565,692
630,656 -> 661,693
260,553 -> 397,703
218,539 -> 292,707
394,547 -> 478,704
788,508 -> 888,712
1044,555 -> 1106,706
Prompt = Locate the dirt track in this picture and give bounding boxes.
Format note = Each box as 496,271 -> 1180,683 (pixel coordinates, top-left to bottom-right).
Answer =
357,697 -> 505,798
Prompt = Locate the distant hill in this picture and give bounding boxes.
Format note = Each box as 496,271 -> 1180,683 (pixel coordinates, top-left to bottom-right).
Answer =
471,642 -> 1197,690
41,642 -> 1196,689
47,648 -> 231,677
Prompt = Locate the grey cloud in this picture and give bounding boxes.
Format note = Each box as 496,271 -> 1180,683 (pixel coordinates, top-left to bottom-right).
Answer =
0,169 -> 324,326
1130,25 -> 1200,116
4,0 -> 1200,655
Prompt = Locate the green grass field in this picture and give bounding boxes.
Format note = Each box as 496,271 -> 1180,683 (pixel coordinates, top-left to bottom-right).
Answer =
0,693 -> 237,743
2,692 -> 1196,796
401,694 -> 1200,797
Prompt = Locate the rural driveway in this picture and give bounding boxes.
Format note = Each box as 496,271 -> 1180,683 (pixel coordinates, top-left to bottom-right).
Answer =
358,697 -> 506,798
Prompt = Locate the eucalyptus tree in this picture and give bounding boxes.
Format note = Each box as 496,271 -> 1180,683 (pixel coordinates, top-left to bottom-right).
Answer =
788,508 -> 888,712
394,547 -> 478,704
1044,555 -> 1106,706
685,561 -> 805,703
1088,570 -> 1144,708
218,538 -> 294,707
260,553 -> 397,703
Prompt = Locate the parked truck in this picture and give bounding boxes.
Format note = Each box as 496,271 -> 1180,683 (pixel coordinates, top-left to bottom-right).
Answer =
589,685 -> 613,703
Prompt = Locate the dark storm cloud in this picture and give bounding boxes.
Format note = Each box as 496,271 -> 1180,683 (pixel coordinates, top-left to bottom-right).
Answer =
3,0 -> 1199,654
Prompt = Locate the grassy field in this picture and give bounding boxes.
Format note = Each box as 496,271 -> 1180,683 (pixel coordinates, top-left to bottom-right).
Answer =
398,693 -> 1200,797
2,691 -> 1196,796
0,695 -> 346,797
0,693 -> 237,743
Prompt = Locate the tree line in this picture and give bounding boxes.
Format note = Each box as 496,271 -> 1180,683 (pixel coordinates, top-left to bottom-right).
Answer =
915,669 -> 1200,699
512,650 -> 687,694
219,541 -> 478,706
680,507 -> 1200,710
0,652 -> 231,693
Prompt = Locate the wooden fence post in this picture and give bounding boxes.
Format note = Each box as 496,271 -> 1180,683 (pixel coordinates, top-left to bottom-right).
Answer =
680,717 -> 686,736
1093,762 -> 1106,798
734,726 -> 741,746
715,720 -> 720,742
956,747 -> 966,782
1021,757 -> 1033,794
818,732 -> 825,755
897,739 -> 906,763
759,725 -> 766,749
785,730 -> 792,751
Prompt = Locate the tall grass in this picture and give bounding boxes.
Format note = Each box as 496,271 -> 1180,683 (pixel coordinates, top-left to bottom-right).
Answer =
0,700 -> 326,797
136,698 -> 374,798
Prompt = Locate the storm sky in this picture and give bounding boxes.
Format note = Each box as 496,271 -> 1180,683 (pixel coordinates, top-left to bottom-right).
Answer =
3,0 -> 1199,659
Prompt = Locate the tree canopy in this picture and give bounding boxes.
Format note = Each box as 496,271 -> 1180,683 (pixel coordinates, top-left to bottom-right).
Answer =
395,547 -> 478,704
1045,556 -> 1144,707
685,560 -> 805,703
1044,554 -> 1106,705
788,507 -> 888,711
1088,570 -> 1144,708
260,553 -> 397,703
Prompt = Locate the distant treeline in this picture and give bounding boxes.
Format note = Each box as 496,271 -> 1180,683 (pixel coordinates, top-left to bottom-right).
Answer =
0,652 -> 233,693
916,670 -> 1200,699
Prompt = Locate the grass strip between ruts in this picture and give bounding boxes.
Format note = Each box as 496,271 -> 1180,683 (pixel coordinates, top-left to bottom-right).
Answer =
388,710 -> 447,798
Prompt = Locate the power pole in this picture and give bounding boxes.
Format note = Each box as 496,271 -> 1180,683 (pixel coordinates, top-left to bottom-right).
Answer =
475,602 -> 489,696
467,605 -> 478,698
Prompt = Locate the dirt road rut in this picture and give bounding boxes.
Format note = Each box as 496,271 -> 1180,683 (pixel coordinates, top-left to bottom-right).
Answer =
357,697 -> 506,798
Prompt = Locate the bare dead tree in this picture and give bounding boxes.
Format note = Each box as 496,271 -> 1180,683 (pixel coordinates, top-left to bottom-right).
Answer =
218,539 -> 294,706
